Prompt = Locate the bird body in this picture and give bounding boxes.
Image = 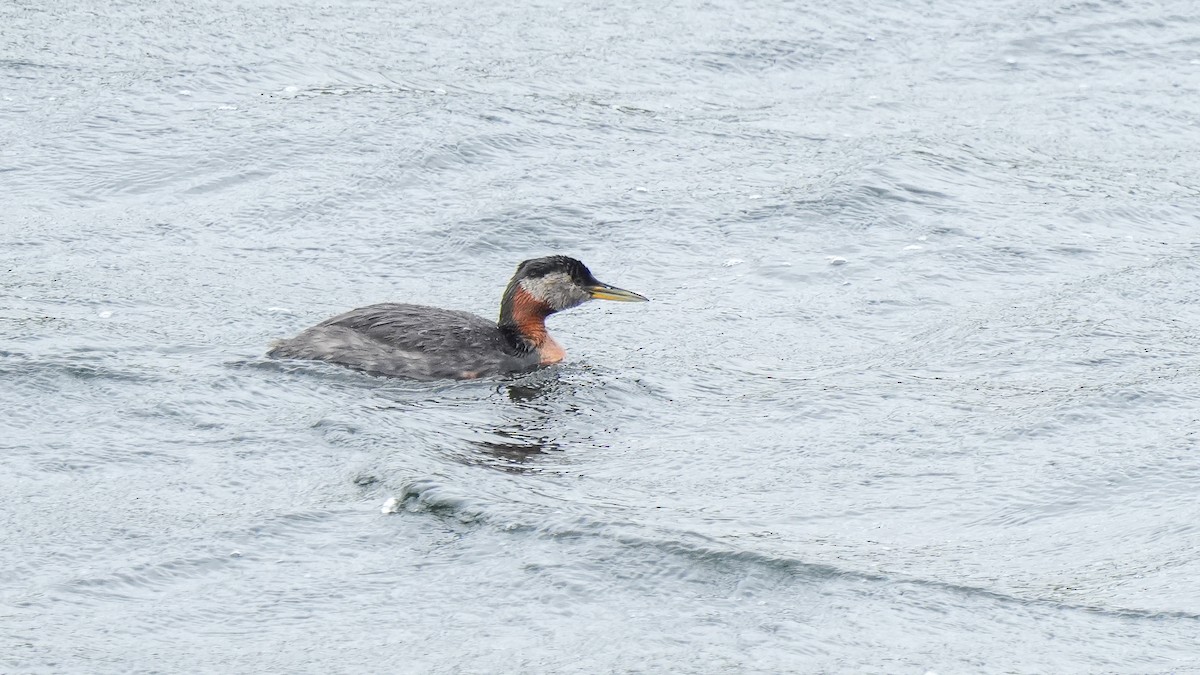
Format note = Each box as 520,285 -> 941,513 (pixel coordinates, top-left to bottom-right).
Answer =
268,256 -> 647,380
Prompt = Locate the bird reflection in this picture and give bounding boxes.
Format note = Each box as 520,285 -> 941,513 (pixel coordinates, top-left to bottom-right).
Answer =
474,429 -> 556,461
504,382 -> 551,402
458,377 -> 571,473
461,430 -> 560,474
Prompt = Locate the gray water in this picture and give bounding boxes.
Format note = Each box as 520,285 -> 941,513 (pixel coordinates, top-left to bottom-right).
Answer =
3,0 -> 1200,671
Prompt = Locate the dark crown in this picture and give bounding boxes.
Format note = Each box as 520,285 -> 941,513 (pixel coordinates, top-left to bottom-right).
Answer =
515,256 -> 596,284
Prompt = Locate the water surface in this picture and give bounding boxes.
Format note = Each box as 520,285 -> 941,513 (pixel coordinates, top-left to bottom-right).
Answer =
3,0 -> 1200,671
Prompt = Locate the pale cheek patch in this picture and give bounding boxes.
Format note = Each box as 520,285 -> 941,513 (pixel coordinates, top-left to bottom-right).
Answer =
520,273 -> 588,311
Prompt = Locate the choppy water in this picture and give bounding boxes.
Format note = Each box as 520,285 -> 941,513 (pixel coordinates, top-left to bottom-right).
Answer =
4,0 -> 1200,671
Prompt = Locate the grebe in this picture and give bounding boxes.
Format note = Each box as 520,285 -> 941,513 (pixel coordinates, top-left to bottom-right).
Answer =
268,256 -> 648,380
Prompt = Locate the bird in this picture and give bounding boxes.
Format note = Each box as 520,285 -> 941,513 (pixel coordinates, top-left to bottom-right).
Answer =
268,255 -> 648,380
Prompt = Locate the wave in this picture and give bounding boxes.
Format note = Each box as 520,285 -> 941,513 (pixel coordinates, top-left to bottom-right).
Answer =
388,476 -> 1200,623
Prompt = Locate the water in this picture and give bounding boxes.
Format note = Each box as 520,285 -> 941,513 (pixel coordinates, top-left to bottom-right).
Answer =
3,0 -> 1200,671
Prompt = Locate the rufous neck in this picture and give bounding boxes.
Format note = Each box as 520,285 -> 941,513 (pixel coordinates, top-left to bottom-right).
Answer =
499,284 -> 553,351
